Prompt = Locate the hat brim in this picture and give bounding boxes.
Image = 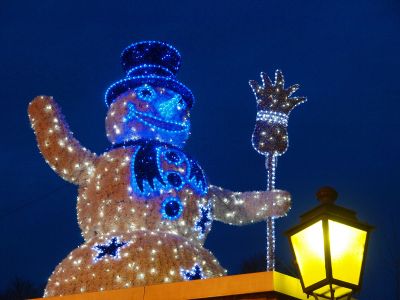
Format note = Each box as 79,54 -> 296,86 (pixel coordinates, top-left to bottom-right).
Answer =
105,75 -> 194,108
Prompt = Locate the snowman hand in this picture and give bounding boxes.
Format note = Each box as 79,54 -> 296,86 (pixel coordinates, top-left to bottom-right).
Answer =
252,189 -> 291,218
249,70 -> 305,112
28,96 -> 97,185
209,185 -> 291,225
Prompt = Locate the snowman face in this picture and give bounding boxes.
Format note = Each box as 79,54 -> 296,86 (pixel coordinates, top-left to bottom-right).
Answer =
106,85 -> 191,147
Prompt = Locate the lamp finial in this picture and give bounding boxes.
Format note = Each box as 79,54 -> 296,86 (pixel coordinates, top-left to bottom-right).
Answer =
316,186 -> 338,204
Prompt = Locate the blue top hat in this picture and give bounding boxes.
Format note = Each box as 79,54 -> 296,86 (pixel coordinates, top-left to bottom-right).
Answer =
105,41 -> 194,108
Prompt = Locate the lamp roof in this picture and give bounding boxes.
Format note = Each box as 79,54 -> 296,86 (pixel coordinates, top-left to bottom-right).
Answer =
286,187 -> 373,235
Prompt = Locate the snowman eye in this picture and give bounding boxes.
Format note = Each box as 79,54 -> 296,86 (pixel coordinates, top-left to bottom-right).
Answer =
135,84 -> 156,102
177,98 -> 186,111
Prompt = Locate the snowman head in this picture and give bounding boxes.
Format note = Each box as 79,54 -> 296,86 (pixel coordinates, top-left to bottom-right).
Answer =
106,84 -> 191,147
104,41 -> 194,148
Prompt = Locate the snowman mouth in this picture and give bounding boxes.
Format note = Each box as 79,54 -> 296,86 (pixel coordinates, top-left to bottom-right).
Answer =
134,110 -> 188,132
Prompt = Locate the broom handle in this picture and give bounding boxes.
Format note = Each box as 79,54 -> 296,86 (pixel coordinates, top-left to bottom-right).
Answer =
265,153 -> 277,271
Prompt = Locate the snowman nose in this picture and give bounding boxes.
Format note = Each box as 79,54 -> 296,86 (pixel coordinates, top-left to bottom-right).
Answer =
157,95 -> 183,119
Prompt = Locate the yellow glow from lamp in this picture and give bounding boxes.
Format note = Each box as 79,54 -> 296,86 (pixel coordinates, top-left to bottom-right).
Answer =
290,220 -> 326,288
329,220 -> 367,285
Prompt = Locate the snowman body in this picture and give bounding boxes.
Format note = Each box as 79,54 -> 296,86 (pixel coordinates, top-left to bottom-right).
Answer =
45,231 -> 223,296
78,141 -> 211,243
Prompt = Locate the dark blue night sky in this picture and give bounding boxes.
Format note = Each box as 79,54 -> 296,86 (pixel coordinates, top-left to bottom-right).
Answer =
1,1 -> 399,299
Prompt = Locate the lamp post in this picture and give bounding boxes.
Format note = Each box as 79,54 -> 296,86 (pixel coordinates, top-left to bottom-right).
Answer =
285,187 -> 373,300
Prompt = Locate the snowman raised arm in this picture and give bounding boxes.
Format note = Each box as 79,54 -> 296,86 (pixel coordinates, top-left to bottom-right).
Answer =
28,41 -> 290,297
28,96 -> 98,185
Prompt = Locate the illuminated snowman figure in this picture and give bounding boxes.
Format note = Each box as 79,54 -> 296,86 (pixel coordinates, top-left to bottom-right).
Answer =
28,41 -> 291,297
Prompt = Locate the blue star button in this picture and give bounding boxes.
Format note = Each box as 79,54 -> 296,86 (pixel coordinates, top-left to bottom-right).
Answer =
92,237 -> 129,262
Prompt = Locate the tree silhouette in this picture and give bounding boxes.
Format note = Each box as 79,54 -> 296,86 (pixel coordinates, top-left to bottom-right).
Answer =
0,278 -> 44,300
239,252 -> 298,277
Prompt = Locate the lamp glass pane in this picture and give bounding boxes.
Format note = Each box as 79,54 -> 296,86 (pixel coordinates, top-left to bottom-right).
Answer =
291,220 -> 326,288
328,220 -> 367,285
314,284 -> 352,298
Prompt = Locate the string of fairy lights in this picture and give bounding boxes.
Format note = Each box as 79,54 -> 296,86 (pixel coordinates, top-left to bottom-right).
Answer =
249,70 -> 306,271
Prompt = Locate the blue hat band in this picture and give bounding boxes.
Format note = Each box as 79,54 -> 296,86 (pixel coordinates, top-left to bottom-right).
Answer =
105,75 -> 194,109
127,64 -> 174,78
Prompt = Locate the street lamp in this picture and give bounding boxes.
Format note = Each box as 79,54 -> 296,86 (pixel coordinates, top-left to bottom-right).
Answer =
285,187 -> 373,300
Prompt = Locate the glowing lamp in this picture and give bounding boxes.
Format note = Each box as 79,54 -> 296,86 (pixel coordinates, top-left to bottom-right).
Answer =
285,187 -> 373,300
